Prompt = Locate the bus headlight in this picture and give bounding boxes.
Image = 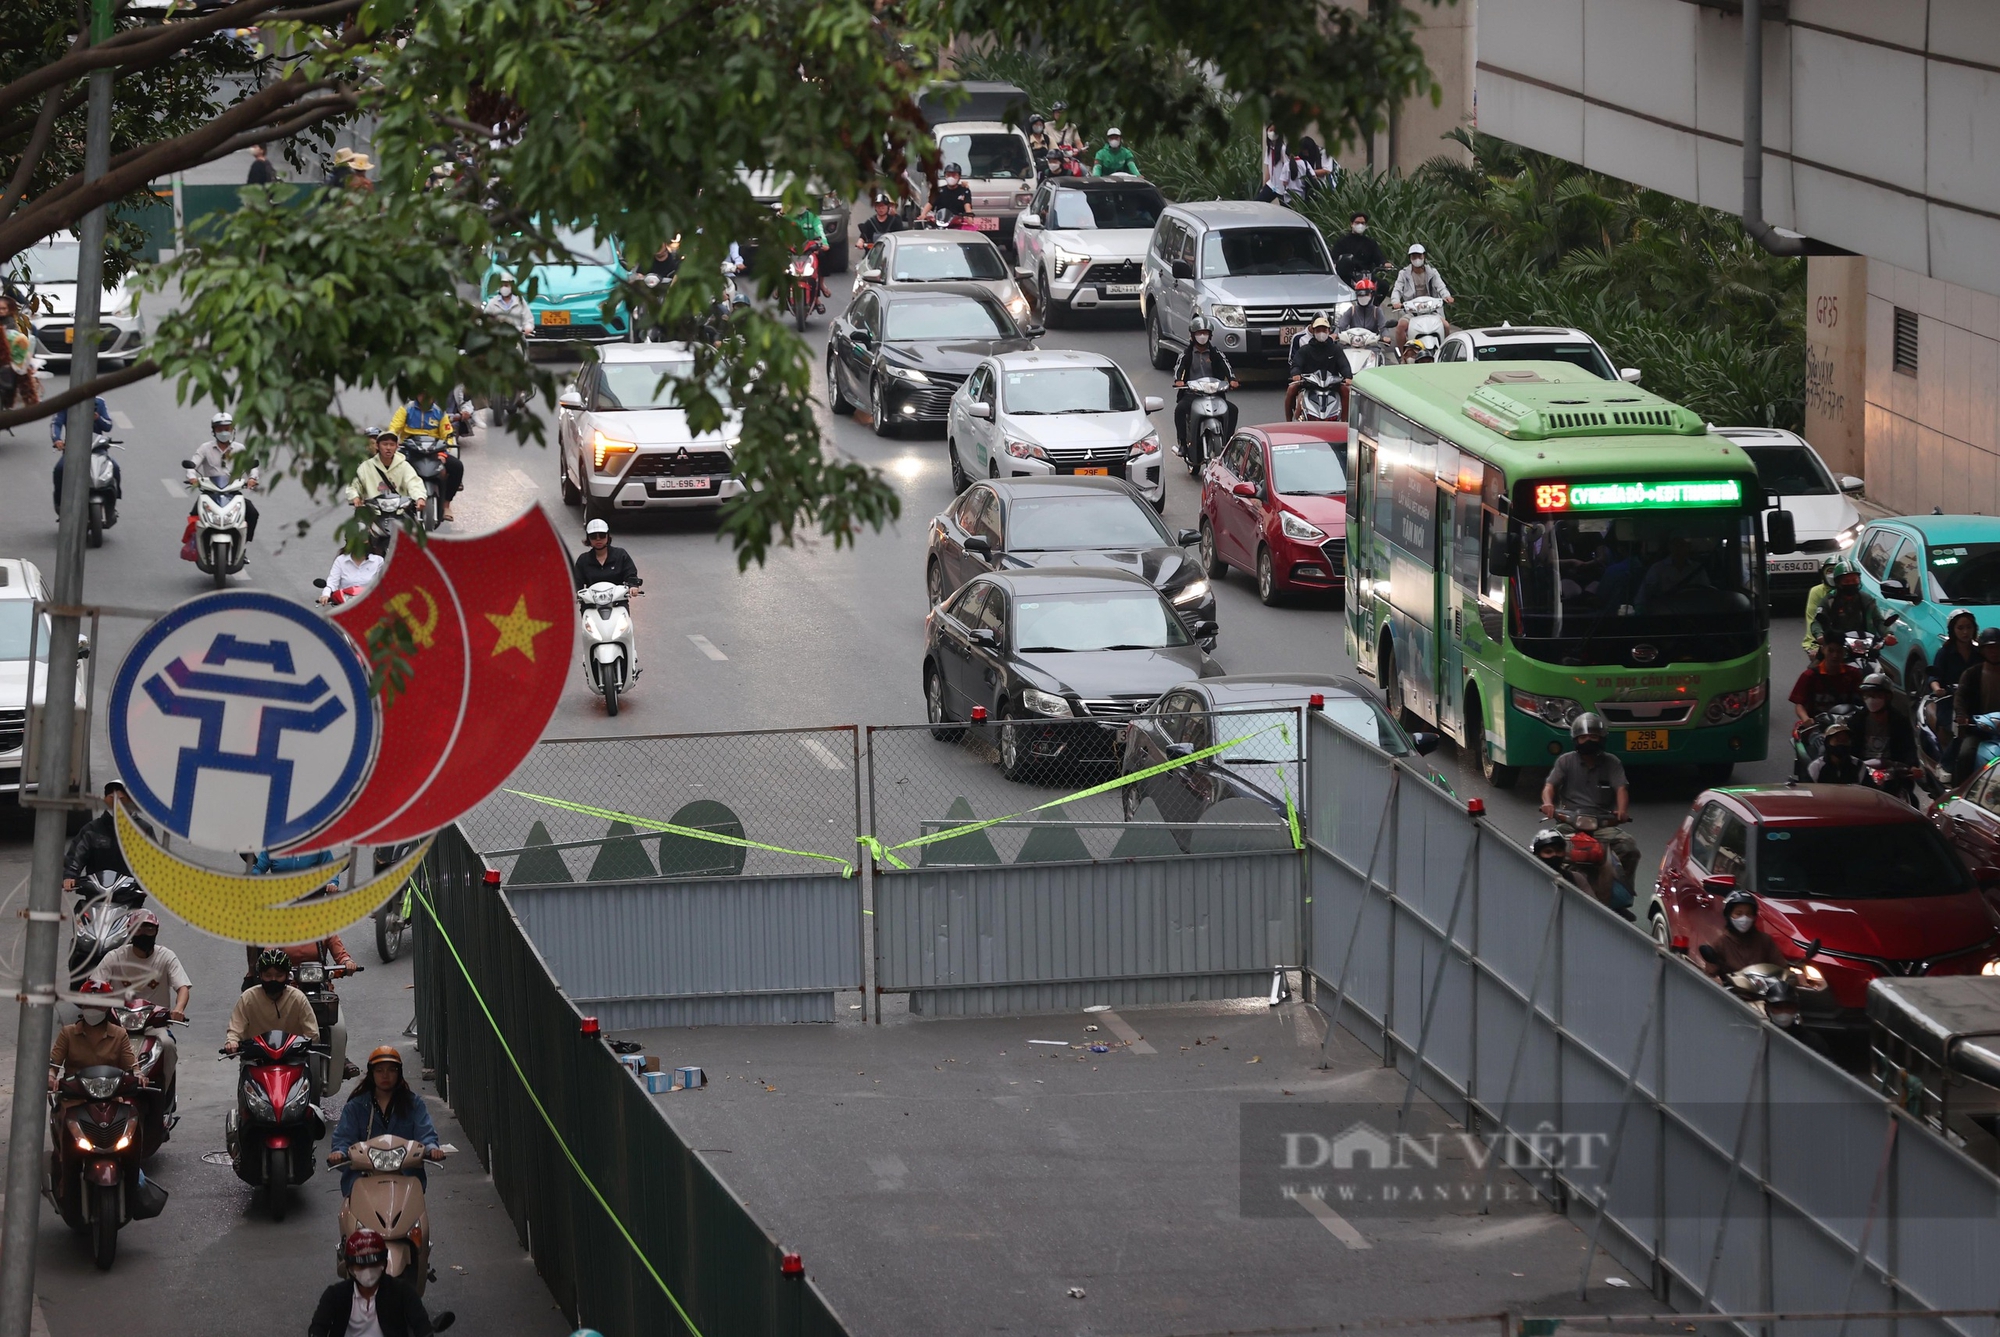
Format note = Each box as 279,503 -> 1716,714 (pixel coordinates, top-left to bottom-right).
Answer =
1704,683 -> 1768,723
1510,689 -> 1584,727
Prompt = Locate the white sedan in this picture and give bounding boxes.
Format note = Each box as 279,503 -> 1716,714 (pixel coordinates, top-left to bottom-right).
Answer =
945,350 -> 1166,510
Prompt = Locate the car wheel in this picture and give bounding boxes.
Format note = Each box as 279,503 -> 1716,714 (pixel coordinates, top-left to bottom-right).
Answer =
997,705 -> 1032,783
926,557 -> 946,608
1466,689 -> 1520,789
558,446 -> 582,506
1379,636 -> 1416,732
1650,907 -> 1674,950
1199,519 -> 1227,579
1256,546 -> 1283,606
926,666 -> 963,742
827,348 -> 854,415
948,439 -> 970,493
1146,308 -> 1173,371
870,376 -> 896,438
1041,272 -> 1068,329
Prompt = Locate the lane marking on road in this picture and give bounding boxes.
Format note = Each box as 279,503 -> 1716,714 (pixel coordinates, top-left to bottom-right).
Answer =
159,477 -> 185,497
506,467 -> 539,491
686,634 -> 728,661
866,1155 -> 907,1190
1296,1191 -> 1371,1250
799,737 -> 847,770
111,410 -> 133,429
1096,1009 -> 1156,1054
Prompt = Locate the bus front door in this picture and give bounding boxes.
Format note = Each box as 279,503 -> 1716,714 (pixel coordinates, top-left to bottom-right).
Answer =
1435,483 -> 1462,739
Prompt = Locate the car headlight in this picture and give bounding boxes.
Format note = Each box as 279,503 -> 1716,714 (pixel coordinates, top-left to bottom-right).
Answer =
1006,293 -> 1031,320
1171,580 -> 1210,605
1704,683 -> 1769,723
1128,432 -> 1161,458
1334,300 -> 1354,319
1280,511 -> 1326,542
1209,304 -> 1246,328
1983,960 -> 2000,977
1005,439 -> 1047,460
1510,688 -> 1585,727
884,364 -> 930,383
1021,687 -> 1073,718
1834,523 -> 1860,550
1796,963 -> 1830,990
1051,246 -> 1089,279
592,430 -> 637,473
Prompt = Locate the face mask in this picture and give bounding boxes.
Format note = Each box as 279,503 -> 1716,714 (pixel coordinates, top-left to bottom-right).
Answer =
352,1266 -> 385,1289
1193,333 -> 1209,345
1575,739 -> 1603,756
1267,132 -> 1278,144
1352,223 -> 1367,234
132,937 -> 156,956
1410,260 -> 1426,271
215,431 -> 232,444
261,979 -> 288,998
499,285 -> 513,297
80,1008 -> 108,1026
1729,915 -> 1754,933
1357,294 -> 1371,307
1313,331 -> 1329,342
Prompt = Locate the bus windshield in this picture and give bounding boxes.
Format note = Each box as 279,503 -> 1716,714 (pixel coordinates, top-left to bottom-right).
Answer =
1512,508 -> 1762,659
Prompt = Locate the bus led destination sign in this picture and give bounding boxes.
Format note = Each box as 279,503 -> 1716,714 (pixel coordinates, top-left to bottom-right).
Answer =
1532,479 -> 1743,513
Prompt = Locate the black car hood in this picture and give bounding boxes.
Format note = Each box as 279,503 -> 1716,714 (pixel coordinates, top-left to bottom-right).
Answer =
880,337 -> 1032,377
1015,645 -> 1214,697
1003,547 -> 1193,590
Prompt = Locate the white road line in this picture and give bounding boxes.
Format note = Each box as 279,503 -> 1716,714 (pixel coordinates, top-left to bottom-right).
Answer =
159,477 -> 185,498
506,467 -> 539,491
1296,1191 -> 1371,1250
1095,1009 -> 1156,1055
799,737 -> 847,770
686,634 -> 728,661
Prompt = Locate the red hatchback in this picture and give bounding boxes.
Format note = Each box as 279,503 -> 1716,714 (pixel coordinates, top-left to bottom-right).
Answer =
1197,423 -> 1347,605
1652,784 -> 2000,1034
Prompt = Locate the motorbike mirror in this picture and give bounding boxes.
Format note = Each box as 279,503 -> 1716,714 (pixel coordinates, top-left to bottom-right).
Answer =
1697,943 -> 1722,965
1170,259 -> 1194,282
1142,395 -> 1163,414
1618,367 -> 1642,383
312,578 -> 328,588
1700,875 -> 1736,896
1232,482 -> 1258,499
178,458 -> 196,470
1410,731 -> 1441,755
962,535 -> 992,559
1764,509 -> 1798,555
1175,528 -> 1200,546
967,402 -> 992,420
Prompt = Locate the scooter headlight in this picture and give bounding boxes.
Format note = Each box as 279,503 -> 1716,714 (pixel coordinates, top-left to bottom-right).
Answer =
282,1077 -> 312,1112
113,1121 -> 134,1151
79,1074 -> 122,1100
242,1079 -> 275,1120
367,1144 -> 409,1172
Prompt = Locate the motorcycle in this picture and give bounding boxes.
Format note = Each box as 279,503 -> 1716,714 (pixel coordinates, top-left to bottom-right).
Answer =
400,437 -> 452,530
362,492 -> 419,553
1047,145 -> 1086,179
1551,809 -> 1637,919
1178,376 -> 1231,476
85,433 -> 123,549
68,870 -> 147,988
1399,295 -> 1446,363
294,958 -> 357,1100
1290,368 -> 1345,423
182,462 -> 252,590
223,1030 -> 326,1221
312,576 -> 368,607
786,244 -> 824,333
1791,705 -> 1861,781
371,842 -> 421,963
1839,620 -> 1901,679
335,1135 -> 451,1297
1861,756 -> 1931,807
1338,326 -> 1389,376
1699,939 -> 1828,1045
578,579 -> 643,716
47,1066 -> 168,1269
113,998 -> 181,1156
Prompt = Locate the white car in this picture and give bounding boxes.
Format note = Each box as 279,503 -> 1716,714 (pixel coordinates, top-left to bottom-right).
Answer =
1434,324 -> 1637,382
854,231 -> 1030,325
556,343 -> 746,524
0,559 -> 87,798
945,350 -> 1166,510
1714,427 -> 1865,595
1013,176 -> 1167,325
16,233 -> 145,369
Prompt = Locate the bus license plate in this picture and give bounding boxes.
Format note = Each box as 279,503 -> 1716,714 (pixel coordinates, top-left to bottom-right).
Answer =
1625,729 -> 1669,752
539,310 -> 571,326
971,216 -> 1000,231
1072,467 -> 1109,476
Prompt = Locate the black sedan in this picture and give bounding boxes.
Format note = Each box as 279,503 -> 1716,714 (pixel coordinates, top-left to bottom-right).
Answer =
826,281 -> 1039,438
926,477 -> 1219,644
1117,674 -> 1438,842
922,569 -> 1222,783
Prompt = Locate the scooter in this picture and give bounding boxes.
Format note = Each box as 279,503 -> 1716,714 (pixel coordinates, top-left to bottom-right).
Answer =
1700,939 -> 1828,1046
362,492 -> 419,551
1791,705 -> 1862,781
47,1066 -> 168,1269
1861,756 -> 1931,808
294,958 -> 357,1100
68,870 -> 147,987
182,460 -> 252,589
1290,368 -> 1345,423
1178,376 -> 1230,475
1048,145 -> 1086,178
400,438 -> 452,531
1399,295 -> 1446,363
786,245 -> 824,333
1551,808 -> 1637,920
370,842 -> 421,963
335,1135 -> 451,1297
313,577 -> 368,607
223,1030 -> 326,1221
578,579 -> 643,716
1338,326 -> 1388,376
114,998 -> 181,1157
1841,622 -> 1900,679
85,433 -> 122,549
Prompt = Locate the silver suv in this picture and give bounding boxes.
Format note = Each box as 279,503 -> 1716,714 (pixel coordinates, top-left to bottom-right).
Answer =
1140,201 -> 1353,371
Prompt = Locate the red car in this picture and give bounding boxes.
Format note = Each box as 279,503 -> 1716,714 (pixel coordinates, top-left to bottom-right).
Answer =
1933,766 -> 2000,917
1651,784 -> 2000,1034
1197,422 -> 1347,605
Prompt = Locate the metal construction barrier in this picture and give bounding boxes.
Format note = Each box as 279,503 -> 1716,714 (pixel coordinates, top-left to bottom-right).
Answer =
1304,709 -> 2000,1337
412,826 -> 850,1337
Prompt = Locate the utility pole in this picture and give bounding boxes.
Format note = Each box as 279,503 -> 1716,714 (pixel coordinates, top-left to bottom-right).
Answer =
0,0 -> 113,1326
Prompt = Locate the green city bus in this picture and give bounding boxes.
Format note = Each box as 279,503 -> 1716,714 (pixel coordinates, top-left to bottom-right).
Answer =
1344,362 -> 1779,787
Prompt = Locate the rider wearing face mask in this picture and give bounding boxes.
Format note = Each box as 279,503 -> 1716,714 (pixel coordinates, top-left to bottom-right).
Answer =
1336,276 -> 1388,337
223,948 -> 319,1059
1330,212 -> 1385,286
928,164 -> 974,225
1539,713 -> 1641,899
310,1229 -> 439,1337
482,276 -> 532,335
1704,890 -> 1786,979
48,979 -> 139,1095
1285,315 -> 1347,420
90,910 -> 190,1102
1807,715 -> 1863,783
1388,244 -> 1455,349
1170,315 -> 1239,449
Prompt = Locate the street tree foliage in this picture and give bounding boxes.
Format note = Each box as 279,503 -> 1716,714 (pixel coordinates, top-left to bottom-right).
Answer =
2,0 -> 1447,563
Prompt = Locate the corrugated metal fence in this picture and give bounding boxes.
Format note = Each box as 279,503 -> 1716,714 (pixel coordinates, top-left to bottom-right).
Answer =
1304,708 -> 2000,1337
412,826 -> 851,1337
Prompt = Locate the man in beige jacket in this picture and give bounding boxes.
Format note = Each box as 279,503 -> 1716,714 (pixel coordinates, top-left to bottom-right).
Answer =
224,948 -> 319,1056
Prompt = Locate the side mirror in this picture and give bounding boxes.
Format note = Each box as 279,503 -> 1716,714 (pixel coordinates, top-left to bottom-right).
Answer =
962,535 -> 992,559
179,458 -> 196,470
1142,396 -> 1163,414
1839,475 -> 1865,494
1700,875 -> 1736,896
1618,367 -> 1642,383
1019,212 -> 1041,229
558,391 -> 584,411
1697,943 -> 1722,966
1486,531 -> 1520,577
1170,259 -> 1194,282
1764,509 -> 1797,555
1878,578 -> 1918,603
851,328 -> 873,347
1973,866 -> 2000,887
1167,741 -> 1196,759
1175,528 -> 1200,546
970,627 -> 999,649
1803,936 -> 1823,959
1410,731 -> 1441,756
967,402 -> 993,420
861,268 -> 884,284
1192,620 -> 1220,640
1232,482 -> 1258,499
312,578 -> 328,588
1024,323 -> 1046,339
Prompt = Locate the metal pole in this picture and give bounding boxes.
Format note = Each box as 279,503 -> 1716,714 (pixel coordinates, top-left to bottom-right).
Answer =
0,9 -> 112,1329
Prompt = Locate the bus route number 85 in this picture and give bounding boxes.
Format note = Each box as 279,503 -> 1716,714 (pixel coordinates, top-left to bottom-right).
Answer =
1534,483 -> 1568,512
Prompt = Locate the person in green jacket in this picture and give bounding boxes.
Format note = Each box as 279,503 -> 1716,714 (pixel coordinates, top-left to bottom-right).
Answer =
788,204 -> 830,313
1093,128 -> 1138,176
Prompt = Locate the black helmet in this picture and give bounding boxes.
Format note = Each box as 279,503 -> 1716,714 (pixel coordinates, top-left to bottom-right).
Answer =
1188,315 -> 1213,337
255,947 -> 291,974
1531,828 -> 1567,859
1722,889 -> 1758,921
1569,712 -> 1607,740
1979,627 -> 2000,647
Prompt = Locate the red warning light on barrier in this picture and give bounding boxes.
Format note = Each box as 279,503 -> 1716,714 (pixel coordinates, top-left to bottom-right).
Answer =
1466,798 -> 1486,816
483,869 -> 501,886
971,706 -> 987,721
579,1016 -> 600,1036
1672,935 -> 1689,951
1308,693 -> 1325,710
780,1251 -> 804,1277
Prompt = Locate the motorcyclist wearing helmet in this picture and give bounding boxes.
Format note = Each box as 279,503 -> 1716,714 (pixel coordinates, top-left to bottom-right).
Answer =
1388,243 -> 1454,350
329,1045 -> 444,1195
1329,211 -> 1385,286
48,979 -> 140,1095
780,199 -> 830,313
347,429 -> 429,509
1285,314 -> 1347,420
574,516 -> 641,589
388,391 -> 465,521
1530,828 -> 1595,896
857,192 -> 905,250
1856,671 -> 1921,771
1336,276 -> 1388,337
1809,564 -> 1894,649
90,910 -> 189,1100
1789,632 -> 1864,725
1048,101 -> 1084,151
1807,714 -> 1863,784
1092,127 -> 1138,177
1703,890 -> 1786,979
184,410 -> 260,542
1949,626 -> 2000,782
48,395 -> 114,517
1027,114 -> 1053,174
1170,316 -> 1239,449
223,947 -> 319,1057
927,164 -> 975,226
61,780 -> 141,892
1799,557 -> 1843,651
309,1228 -> 442,1337
1538,713 -> 1640,907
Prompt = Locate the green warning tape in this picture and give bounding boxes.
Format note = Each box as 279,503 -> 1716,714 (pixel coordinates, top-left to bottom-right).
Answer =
410,877 -> 705,1337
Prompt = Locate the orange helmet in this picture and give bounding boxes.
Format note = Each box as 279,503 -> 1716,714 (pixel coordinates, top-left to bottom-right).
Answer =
365,1045 -> 403,1070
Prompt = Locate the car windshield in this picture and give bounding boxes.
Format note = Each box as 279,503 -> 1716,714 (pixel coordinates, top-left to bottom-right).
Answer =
19,242 -> 79,284
0,604 -> 49,661
1740,444 -> 1836,496
1049,186 -> 1166,231
1755,823 -> 1969,899
595,361 -> 728,411
1014,591 -> 1190,651
1472,342 -> 1615,379
1002,366 -> 1136,415
1212,703 -> 1407,760
552,228 -> 619,269
938,133 -> 1033,181
1269,440 -> 1347,496
884,295 -> 1013,341
890,241 -> 1010,282
1926,543 -> 2000,604
1005,494 -> 1169,551
1201,227 -> 1331,278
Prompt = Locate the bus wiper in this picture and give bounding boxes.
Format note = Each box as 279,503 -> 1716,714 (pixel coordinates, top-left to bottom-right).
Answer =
1015,645 -> 1073,653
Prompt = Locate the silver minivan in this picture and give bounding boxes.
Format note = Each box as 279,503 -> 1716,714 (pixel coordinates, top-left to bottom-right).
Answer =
1140,201 -> 1354,370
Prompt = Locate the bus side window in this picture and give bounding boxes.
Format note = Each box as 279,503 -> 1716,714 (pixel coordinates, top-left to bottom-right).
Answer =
1353,443 -> 1374,533
1451,485 -> 1483,592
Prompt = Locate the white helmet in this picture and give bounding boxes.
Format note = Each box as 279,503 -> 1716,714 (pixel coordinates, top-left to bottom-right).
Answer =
210,411 -> 235,441
584,518 -> 610,537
